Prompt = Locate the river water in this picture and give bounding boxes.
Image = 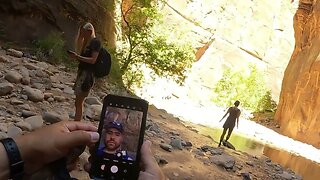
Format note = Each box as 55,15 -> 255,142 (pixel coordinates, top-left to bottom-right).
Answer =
134,79 -> 320,180
195,126 -> 320,180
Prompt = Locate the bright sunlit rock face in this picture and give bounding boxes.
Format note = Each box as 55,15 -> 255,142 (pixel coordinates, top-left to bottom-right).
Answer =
162,0 -> 296,103
276,0 -> 320,149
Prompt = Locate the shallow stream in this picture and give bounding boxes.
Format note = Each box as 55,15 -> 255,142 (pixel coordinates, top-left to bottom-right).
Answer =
196,126 -> 320,180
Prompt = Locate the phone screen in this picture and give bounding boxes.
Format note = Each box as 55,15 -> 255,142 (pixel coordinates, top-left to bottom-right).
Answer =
90,95 -> 147,180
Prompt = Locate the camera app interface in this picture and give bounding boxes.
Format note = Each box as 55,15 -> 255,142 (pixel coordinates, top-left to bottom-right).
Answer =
93,104 -> 143,179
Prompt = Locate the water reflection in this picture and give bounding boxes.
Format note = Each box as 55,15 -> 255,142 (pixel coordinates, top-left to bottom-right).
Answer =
264,146 -> 320,180
195,125 -> 320,179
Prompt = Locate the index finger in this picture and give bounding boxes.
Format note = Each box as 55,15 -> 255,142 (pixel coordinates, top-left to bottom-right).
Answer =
64,121 -> 98,132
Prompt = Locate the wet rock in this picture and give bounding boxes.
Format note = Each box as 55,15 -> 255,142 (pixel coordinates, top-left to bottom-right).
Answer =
7,125 -> 23,137
155,155 -> 169,165
85,97 -> 102,105
23,87 -> 44,102
210,154 -> 235,169
25,115 -> 43,130
241,172 -> 251,180
170,138 -> 183,150
0,82 -> 14,96
15,121 -> 32,131
193,149 -> 205,157
200,145 -> 215,152
181,140 -> 192,147
7,48 -> 23,58
5,70 -> 22,83
222,141 -> 236,150
160,143 -> 172,152
209,148 -> 224,155
43,111 -> 68,124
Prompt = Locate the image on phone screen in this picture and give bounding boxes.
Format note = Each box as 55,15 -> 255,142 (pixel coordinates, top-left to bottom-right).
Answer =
97,106 -> 142,161
90,97 -> 147,180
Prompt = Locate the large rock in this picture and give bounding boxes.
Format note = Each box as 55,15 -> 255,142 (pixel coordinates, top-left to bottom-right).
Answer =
43,111 -> 68,124
25,115 -> 44,130
15,121 -> 33,131
210,154 -> 235,169
7,125 -> 23,137
20,67 -> 31,85
23,87 -> 44,102
84,104 -> 103,121
22,110 -> 37,118
6,48 -> 23,58
0,0 -> 116,49
85,97 -> 102,105
0,82 -> 14,96
5,70 -> 23,83
275,1 -> 320,148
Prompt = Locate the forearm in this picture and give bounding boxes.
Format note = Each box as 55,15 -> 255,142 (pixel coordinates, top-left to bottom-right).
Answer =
0,143 -> 10,179
76,55 -> 96,64
0,134 -> 41,179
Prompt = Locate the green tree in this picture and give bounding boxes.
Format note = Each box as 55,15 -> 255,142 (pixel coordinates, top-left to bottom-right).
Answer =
117,0 -> 194,88
212,64 -> 276,112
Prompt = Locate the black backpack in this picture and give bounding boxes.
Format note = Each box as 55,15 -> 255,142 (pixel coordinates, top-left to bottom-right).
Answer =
93,48 -> 112,78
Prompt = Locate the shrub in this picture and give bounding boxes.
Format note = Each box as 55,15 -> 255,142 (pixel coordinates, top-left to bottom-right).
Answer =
34,31 -> 67,64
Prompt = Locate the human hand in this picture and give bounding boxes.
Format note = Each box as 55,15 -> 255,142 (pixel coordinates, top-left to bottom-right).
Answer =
68,50 -> 78,59
138,140 -> 165,180
84,140 -> 165,180
14,120 -> 99,175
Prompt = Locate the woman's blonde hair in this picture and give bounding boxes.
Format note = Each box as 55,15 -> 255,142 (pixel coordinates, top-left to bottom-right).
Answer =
75,22 -> 96,53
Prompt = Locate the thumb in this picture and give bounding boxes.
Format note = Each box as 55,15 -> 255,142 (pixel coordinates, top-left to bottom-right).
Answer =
140,141 -> 158,173
63,131 -> 100,148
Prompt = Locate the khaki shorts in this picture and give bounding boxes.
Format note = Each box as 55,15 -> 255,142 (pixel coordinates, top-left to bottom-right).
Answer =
74,70 -> 94,97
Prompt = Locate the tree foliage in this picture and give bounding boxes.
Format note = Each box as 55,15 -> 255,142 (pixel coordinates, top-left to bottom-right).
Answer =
117,0 -> 194,88
212,64 -> 277,112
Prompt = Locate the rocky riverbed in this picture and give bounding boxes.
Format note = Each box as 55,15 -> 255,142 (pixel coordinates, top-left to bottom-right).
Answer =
0,47 -> 303,179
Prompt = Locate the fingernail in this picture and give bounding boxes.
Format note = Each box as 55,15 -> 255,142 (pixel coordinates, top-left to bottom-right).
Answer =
89,132 -> 99,142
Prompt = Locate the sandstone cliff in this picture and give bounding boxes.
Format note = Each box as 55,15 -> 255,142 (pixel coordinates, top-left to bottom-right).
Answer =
0,0 -> 116,48
275,0 -> 320,148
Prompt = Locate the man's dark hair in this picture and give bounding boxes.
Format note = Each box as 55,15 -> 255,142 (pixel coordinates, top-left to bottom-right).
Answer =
234,100 -> 240,107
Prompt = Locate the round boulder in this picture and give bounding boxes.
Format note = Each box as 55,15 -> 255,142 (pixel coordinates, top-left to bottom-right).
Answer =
5,71 -> 23,84
0,82 -> 14,96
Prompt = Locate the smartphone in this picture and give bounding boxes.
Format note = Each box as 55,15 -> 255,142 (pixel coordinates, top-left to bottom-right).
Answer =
90,94 -> 149,180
